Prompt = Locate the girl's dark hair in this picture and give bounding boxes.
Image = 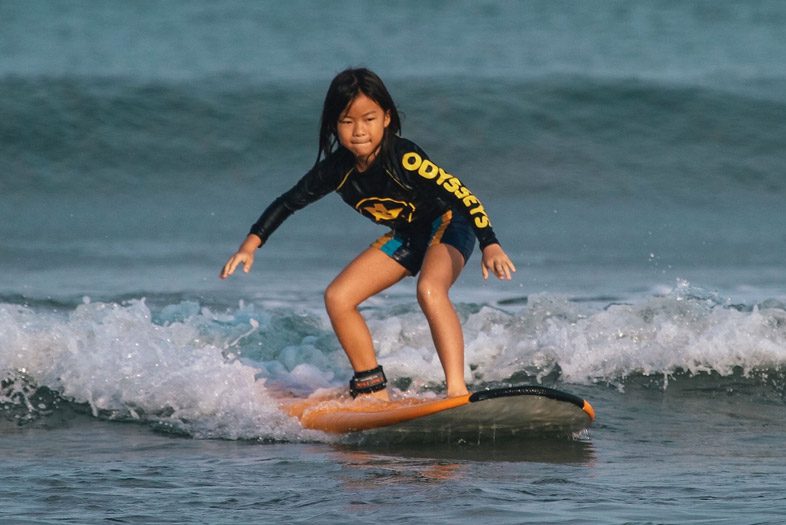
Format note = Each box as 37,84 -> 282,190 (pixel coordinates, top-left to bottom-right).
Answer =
315,68 -> 401,168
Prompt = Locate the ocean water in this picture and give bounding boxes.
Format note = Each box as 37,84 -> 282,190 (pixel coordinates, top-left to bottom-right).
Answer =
3,1 -> 786,523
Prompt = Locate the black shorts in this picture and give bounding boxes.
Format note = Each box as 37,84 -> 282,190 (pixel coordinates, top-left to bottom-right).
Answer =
371,209 -> 476,275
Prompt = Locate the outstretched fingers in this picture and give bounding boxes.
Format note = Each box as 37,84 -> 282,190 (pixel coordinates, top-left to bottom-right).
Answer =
481,244 -> 517,281
220,252 -> 253,279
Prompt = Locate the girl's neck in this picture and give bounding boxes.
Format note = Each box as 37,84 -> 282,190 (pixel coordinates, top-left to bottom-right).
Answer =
354,147 -> 381,173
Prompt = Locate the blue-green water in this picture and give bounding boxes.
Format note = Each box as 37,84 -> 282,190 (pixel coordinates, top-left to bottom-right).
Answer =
2,1 -> 786,523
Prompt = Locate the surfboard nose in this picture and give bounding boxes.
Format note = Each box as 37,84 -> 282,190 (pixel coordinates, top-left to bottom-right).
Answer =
582,399 -> 596,422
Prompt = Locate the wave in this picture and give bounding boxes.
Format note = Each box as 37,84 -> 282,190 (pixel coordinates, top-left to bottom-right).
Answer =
2,283 -> 785,439
2,74 -> 785,200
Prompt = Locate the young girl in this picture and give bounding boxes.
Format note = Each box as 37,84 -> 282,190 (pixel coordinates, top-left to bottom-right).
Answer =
221,68 -> 516,400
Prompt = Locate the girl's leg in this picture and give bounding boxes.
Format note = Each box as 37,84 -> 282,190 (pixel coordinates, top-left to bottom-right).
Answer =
417,243 -> 469,397
324,247 -> 409,396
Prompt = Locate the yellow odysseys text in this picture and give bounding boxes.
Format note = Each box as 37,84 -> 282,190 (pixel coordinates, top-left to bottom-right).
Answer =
401,152 -> 490,229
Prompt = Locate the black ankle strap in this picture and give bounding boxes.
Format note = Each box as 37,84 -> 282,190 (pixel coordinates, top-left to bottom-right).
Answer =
349,365 -> 387,398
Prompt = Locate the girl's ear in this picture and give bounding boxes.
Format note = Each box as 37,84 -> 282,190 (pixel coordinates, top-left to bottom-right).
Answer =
384,111 -> 391,128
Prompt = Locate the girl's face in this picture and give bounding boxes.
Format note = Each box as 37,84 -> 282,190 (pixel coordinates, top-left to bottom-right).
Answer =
336,93 -> 391,169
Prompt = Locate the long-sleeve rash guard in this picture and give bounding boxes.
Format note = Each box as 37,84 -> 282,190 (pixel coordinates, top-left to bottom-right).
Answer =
249,136 -> 500,249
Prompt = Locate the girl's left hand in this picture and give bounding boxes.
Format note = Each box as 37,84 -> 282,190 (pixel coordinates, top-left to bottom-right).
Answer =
481,243 -> 517,280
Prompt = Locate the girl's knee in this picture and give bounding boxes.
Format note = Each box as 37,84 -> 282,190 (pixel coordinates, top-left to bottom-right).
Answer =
417,278 -> 449,309
324,281 -> 354,314
323,282 -> 341,312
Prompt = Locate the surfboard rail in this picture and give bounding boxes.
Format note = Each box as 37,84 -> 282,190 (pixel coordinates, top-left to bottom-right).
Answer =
282,384 -> 595,436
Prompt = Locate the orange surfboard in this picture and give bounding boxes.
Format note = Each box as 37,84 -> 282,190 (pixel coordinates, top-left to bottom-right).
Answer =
282,385 -> 595,440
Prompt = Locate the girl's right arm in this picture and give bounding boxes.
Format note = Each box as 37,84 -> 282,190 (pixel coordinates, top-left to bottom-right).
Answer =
220,233 -> 263,279
220,155 -> 346,280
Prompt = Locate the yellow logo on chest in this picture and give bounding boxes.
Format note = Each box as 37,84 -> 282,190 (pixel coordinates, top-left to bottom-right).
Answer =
355,198 -> 415,223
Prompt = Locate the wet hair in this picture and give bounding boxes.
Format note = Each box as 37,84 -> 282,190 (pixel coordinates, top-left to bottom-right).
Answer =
315,68 -> 402,168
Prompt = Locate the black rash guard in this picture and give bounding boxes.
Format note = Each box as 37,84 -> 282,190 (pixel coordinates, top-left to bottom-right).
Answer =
249,136 -> 500,249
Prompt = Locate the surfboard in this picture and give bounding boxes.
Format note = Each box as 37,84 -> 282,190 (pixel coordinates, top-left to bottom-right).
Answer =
282,385 -> 595,441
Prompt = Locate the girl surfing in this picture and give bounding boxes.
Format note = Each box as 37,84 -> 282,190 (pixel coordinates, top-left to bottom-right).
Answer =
221,68 -> 516,400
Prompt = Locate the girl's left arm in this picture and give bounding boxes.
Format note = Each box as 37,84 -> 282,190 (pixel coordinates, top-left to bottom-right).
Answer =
396,139 -> 516,280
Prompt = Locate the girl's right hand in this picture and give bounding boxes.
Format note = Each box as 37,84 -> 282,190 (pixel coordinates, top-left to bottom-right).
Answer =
220,251 -> 254,279
220,234 -> 263,279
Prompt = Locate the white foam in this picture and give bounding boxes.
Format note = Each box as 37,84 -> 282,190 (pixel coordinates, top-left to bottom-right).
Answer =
461,288 -> 786,387
3,282 -> 785,438
360,282 -> 786,389
0,300 -> 319,441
